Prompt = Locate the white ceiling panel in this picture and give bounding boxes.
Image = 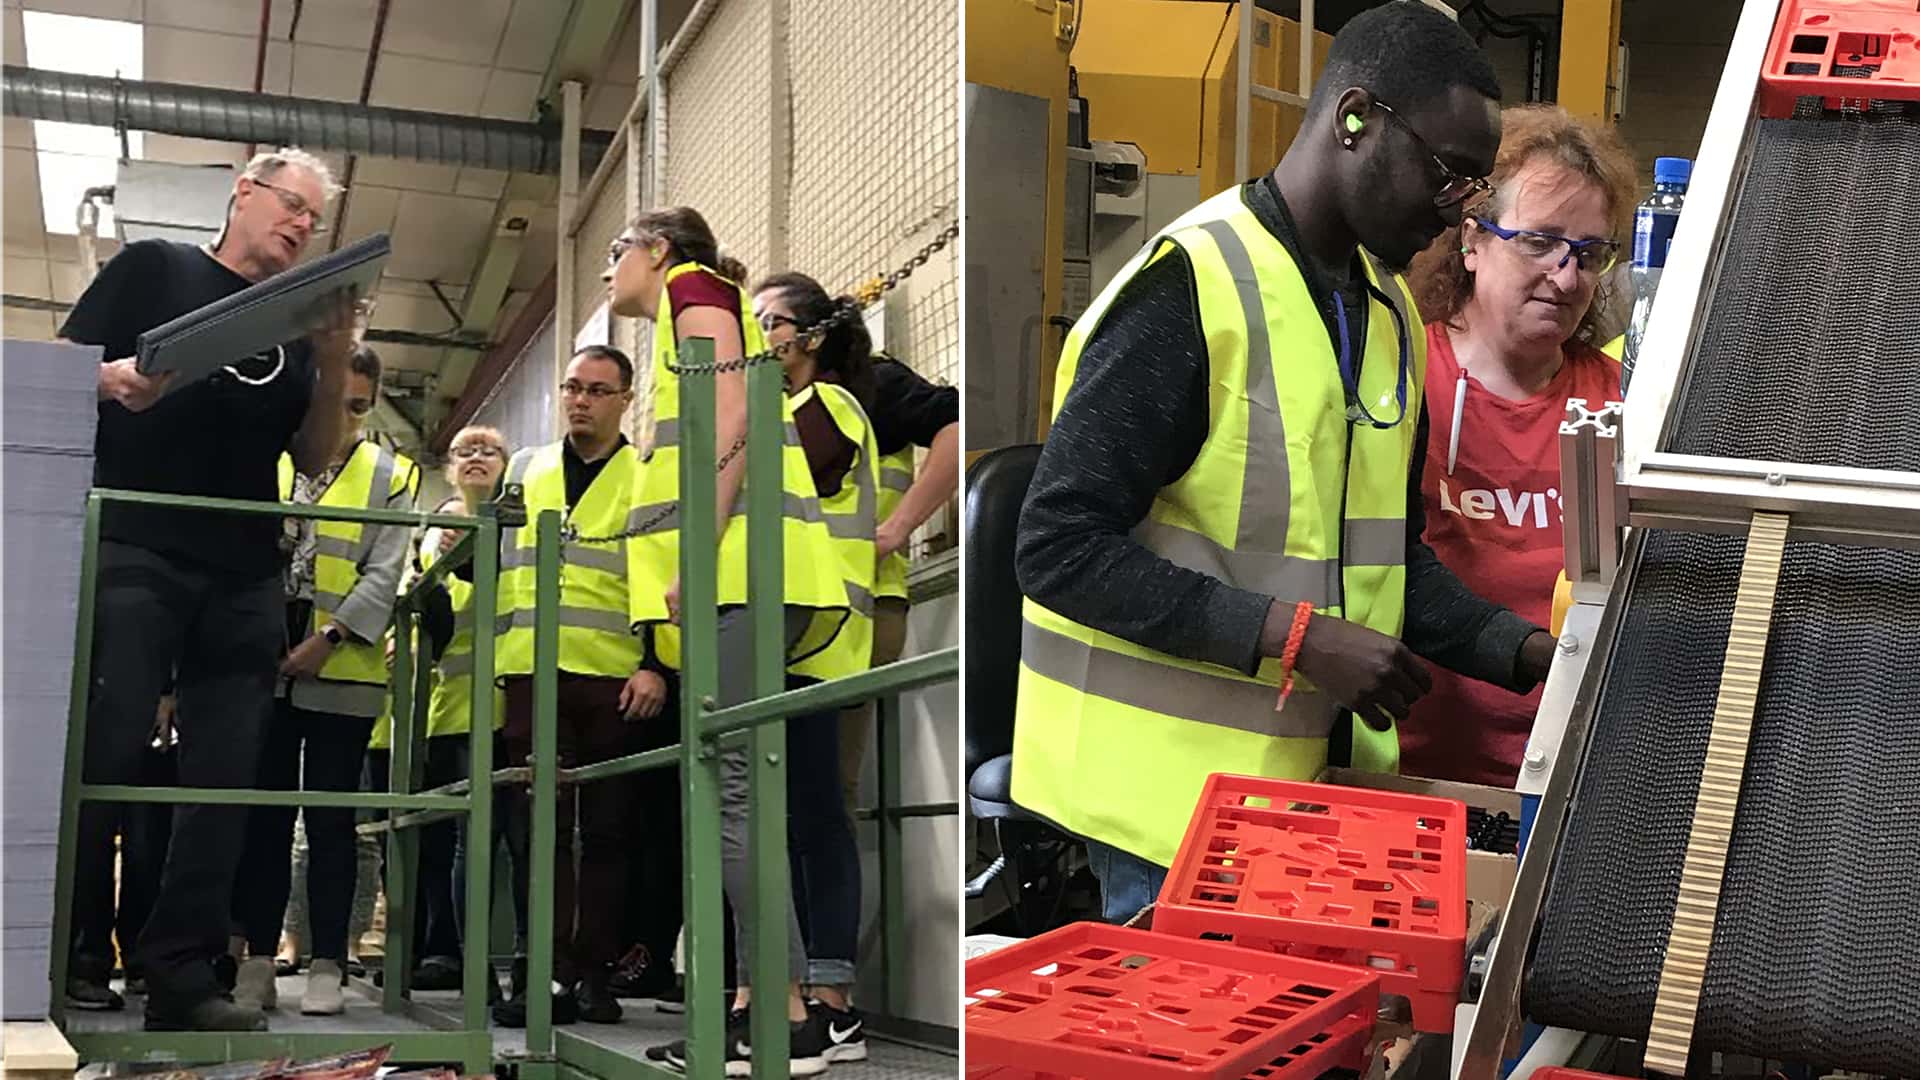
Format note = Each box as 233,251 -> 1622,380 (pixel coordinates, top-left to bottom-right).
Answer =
3,147 -> 47,250
3,305 -> 57,340
47,255 -> 86,302
370,340 -> 440,372
272,40 -> 370,102
18,1 -> 140,21
143,0 -> 294,38
585,82 -> 635,130
334,180 -> 399,247
145,27 -> 289,90
140,133 -> 246,167
271,0 -> 381,51
5,254 -> 52,297
479,67 -> 542,122
454,167 -> 510,200
504,172 -> 558,204
380,0 -> 512,67
512,213 -> 558,290
493,0 -> 569,74
603,5 -> 640,83
350,156 -> 462,192
4,6 -> 26,62
368,53 -> 488,114
385,190 -> 494,283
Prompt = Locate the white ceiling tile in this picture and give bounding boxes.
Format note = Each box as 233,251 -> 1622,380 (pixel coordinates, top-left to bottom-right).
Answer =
335,181 -> 399,246
380,0 -> 512,67
3,306 -> 57,339
271,40 -> 368,102
505,172 -> 558,204
350,156 -> 462,192
385,190 -> 495,283
3,147 -> 46,249
601,5 -> 641,84
18,1 -> 140,21
144,25 -> 260,90
454,167 -> 509,199
143,0 -> 294,38
5,116 -> 37,151
479,67 -> 542,122
140,133 -> 247,167
367,53 -> 488,114
585,82 -> 635,130
494,0 -> 568,73
47,256 -> 86,302
511,214 -> 556,290
276,0 -> 381,51
4,7 -> 26,63
5,255 -> 51,297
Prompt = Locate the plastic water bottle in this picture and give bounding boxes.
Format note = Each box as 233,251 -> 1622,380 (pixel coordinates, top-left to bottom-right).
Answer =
1621,156 -> 1691,394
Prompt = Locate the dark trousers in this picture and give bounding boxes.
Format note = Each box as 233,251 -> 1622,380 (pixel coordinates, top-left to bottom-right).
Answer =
454,731 -> 528,948
70,541 -> 280,1006
786,701 -> 860,987
73,743 -> 178,982
233,700 -> 376,961
503,673 -> 647,985
365,739 -> 471,963
619,696 -> 685,972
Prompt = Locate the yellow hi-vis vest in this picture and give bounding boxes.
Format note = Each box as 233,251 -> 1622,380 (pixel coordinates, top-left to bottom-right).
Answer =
1011,186 -> 1427,867
874,444 -> 914,600
788,381 -> 880,681
279,442 -> 420,692
495,442 -> 650,679
423,533 -> 507,738
1601,334 -> 1625,361
628,262 -> 848,631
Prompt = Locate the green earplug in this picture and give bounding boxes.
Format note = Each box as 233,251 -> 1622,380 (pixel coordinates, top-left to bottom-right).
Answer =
1345,113 -> 1364,133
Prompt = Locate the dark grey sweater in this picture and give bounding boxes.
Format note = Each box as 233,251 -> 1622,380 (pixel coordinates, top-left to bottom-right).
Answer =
1016,176 -> 1541,691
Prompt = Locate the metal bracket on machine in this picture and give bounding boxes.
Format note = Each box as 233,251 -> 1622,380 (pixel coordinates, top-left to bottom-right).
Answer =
1559,398 -> 1624,601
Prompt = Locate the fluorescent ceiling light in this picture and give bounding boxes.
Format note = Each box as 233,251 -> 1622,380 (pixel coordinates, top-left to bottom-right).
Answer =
22,11 -> 145,235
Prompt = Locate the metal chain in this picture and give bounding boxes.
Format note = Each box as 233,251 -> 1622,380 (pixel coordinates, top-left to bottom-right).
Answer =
562,223 -> 956,550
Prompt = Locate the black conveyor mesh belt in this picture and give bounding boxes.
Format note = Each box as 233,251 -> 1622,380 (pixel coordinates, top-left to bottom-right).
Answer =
1528,113 -> 1920,1071
1665,114 -> 1920,471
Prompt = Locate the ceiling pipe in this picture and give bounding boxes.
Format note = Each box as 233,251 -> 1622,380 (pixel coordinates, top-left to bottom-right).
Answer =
327,0 -> 392,252
2,65 -> 615,175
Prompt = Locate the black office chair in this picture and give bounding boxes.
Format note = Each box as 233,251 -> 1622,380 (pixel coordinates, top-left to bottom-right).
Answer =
962,445 -> 1079,933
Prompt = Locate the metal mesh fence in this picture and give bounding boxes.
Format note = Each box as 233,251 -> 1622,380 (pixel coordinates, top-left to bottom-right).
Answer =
574,170 -> 629,343
663,0 -> 774,277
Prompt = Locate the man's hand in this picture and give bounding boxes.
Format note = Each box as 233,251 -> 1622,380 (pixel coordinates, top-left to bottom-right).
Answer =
665,579 -> 682,626
619,669 -> 668,720
874,515 -> 911,561
99,358 -> 175,413
1518,629 -> 1557,685
305,287 -> 360,367
281,632 -> 337,679
1277,605 -> 1433,730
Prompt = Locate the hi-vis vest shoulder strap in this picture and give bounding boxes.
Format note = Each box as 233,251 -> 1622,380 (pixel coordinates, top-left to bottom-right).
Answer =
874,444 -> 914,600
494,441 -> 648,679
789,381 -> 879,681
628,262 -> 848,628
1010,186 -> 1428,866
280,443 -> 420,705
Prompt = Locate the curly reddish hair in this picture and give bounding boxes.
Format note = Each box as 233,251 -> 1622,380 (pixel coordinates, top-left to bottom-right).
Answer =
1409,103 -> 1639,346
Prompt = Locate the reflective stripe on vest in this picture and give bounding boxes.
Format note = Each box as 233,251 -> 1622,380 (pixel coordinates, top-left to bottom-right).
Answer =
279,443 -> 419,688
1010,186 -> 1426,866
790,382 -> 879,682
423,540 -> 506,738
494,442 -> 648,678
628,262 -> 848,626
875,445 -> 914,599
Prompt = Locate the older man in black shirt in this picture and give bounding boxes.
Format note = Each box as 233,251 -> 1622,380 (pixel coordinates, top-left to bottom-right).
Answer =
60,147 -> 359,1031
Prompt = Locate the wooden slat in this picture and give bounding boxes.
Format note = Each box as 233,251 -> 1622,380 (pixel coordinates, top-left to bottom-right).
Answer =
1643,511 -> 1790,1074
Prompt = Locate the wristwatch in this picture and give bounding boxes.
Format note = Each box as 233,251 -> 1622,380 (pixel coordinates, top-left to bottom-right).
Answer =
321,624 -> 346,647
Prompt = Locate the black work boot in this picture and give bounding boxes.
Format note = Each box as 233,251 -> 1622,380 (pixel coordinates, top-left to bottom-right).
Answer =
144,993 -> 269,1032
575,967 -> 623,1024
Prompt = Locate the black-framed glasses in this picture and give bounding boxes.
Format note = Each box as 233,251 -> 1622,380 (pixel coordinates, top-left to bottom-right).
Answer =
757,312 -> 802,333
251,179 -> 330,234
1371,99 -> 1493,209
1471,217 -> 1621,275
560,380 -> 624,400
450,443 -> 505,460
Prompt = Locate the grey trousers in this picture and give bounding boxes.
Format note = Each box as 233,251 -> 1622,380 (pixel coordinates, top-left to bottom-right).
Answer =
713,606 -> 811,986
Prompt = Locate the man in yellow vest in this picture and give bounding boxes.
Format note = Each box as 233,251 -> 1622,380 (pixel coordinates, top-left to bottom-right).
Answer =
1013,3 -> 1558,922
232,345 -> 418,1014
491,344 -> 669,1027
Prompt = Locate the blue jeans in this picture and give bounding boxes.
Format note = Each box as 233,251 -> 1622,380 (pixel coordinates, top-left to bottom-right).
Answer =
1085,840 -> 1168,924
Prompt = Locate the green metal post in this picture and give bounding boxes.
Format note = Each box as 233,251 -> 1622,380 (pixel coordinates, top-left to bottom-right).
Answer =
877,692 -> 906,1020
744,336 -> 791,1080
462,512 -> 499,1043
385,605 -> 419,1011
527,508 -> 563,1061
48,492 -> 101,1026
678,338 -> 726,1080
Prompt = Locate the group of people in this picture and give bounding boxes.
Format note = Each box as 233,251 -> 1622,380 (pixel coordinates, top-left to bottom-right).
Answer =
1013,2 -> 1640,917
61,143 -> 957,1079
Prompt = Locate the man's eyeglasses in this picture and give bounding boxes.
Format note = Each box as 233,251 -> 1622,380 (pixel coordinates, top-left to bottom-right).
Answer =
251,179 -> 330,234
450,443 -> 505,460
1471,217 -> 1621,275
560,380 -> 625,400
1371,99 -> 1493,209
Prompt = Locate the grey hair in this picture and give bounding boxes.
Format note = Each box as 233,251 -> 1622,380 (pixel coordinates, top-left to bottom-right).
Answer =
242,147 -> 340,201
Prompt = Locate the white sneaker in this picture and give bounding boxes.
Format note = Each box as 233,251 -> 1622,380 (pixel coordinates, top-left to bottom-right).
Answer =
234,957 -> 278,1011
301,959 -> 345,1015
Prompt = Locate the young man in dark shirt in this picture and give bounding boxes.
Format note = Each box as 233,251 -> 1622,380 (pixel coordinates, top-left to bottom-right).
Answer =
59,147 -> 360,1031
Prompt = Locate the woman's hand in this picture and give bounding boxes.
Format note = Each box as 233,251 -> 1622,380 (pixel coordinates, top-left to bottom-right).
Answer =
281,632 -> 338,679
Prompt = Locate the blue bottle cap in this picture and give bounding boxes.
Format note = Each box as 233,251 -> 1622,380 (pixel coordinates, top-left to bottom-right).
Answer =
1653,157 -> 1692,186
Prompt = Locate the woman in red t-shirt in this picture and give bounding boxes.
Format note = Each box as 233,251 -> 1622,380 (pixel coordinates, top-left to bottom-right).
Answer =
1401,105 -> 1639,787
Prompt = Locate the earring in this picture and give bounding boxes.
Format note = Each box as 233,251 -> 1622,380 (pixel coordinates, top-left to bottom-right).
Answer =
1343,137 -> 1355,148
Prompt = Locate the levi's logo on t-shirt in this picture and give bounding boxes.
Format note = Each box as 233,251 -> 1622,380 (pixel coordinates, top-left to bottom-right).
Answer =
1436,478 -> 1563,530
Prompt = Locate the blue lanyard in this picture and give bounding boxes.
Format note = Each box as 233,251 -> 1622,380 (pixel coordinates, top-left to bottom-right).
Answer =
1331,284 -> 1413,429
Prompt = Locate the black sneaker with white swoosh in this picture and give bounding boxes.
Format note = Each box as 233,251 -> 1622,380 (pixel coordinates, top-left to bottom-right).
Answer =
646,1005 -> 831,1077
807,999 -> 868,1063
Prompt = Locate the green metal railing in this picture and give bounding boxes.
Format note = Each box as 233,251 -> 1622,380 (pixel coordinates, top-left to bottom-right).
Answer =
45,336 -> 958,1080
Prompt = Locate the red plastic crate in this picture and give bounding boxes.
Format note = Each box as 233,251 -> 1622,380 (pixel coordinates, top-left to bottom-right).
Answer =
1531,1071 -> 1624,1080
964,922 -> 1379,1080
1152,776 -> 1468,1034
1759,0 -> 1920,118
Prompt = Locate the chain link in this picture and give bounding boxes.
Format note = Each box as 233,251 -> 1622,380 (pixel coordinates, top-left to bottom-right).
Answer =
561,223 -> 956,551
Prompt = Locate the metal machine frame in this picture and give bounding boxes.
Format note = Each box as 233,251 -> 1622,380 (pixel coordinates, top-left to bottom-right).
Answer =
1458,0 -> 1920,1072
